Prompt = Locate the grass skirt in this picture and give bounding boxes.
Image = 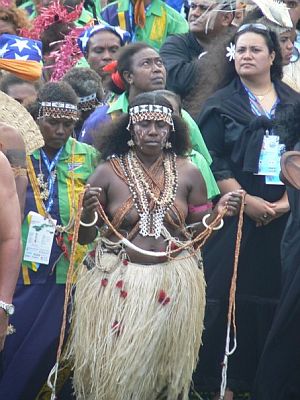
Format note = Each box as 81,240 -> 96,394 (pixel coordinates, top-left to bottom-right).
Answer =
67,249 -> 206,400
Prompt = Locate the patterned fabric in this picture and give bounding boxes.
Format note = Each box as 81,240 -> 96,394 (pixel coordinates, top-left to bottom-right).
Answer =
100,0 -> 188,50
128,104 -> 174,127
0,34 -> 42,61
78,22 -> 131,55
0,34 -> 42,80
38,102 -> 79,121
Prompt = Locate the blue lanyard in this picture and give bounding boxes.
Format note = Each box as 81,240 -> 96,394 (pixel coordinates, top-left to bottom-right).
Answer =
40,147 -> 64,213
243,84 -> 279,119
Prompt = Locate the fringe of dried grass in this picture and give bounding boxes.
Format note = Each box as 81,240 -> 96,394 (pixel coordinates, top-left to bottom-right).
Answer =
66,250 -> 206,400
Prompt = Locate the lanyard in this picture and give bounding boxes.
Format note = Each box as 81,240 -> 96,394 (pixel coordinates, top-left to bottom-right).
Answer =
40,147 -> 64,213
243,84 -> 279,120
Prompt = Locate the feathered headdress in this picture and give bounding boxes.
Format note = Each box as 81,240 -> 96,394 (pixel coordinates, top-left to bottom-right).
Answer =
0,34 -> 42,81
49,25 -> 87,81
250,0 -> 293,28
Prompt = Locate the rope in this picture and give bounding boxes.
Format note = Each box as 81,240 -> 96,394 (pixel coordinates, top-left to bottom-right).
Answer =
96,201 -> 227,260
219,193 -> 246,400
47,188 -> 244,398
47,191 -> 84,399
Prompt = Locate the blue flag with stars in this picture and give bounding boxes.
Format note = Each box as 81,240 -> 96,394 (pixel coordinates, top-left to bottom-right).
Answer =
0,34 -> 42,62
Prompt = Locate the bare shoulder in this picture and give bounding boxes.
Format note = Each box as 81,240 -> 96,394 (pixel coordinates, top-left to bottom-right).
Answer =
177,156 -> 202,176
87,159 -> 118,187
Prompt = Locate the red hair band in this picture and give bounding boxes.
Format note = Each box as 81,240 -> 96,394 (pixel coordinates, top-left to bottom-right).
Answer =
102,60 -> 125,91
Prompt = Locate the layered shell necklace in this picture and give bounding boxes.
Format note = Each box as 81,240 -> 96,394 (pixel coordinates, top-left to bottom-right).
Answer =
119,150 -> 178,239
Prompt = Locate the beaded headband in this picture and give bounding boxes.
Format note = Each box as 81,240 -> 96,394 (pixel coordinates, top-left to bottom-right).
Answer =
127,104 -> 174,131
38,101 -> 79,121
78,93 -> 102,111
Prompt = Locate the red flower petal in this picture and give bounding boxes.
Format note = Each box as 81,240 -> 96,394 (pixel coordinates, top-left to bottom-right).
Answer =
120,290 -> 127,298
116,280 -> 124,289
158,290 -> 166,303
122,259 -> 129,266
170,242 -> 178,251
163,297 -> 171,305
112,320 -> 119,329
101,278 -> 108,287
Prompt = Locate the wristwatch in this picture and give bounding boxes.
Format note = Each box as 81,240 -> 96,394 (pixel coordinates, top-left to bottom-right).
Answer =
0,301 -> 15,316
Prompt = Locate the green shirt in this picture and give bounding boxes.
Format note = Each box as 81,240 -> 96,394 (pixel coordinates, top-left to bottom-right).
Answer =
22,138 -> 99,284
100,0 -> 188,50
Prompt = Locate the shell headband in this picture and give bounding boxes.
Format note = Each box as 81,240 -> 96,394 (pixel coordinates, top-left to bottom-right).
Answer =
38,101 -> 79,121
127,104 -> 174,131
78,93 -> 102,111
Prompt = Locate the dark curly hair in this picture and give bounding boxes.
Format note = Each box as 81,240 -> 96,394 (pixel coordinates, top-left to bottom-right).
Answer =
26,81 -> 78,120
0,73 -> 40,94
107,42 -> 155,95
94,92 -> 191,159
63,67 -> 104,100
233,25 -> 283,81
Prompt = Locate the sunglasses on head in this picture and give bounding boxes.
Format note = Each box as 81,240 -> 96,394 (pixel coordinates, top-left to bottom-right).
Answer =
237,23 -> 268,33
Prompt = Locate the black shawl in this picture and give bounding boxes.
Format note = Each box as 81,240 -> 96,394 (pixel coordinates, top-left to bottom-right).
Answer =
196,77 -> 300,177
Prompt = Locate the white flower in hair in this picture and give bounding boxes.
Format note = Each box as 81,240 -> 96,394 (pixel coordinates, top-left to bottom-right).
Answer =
226,42 -> 235,61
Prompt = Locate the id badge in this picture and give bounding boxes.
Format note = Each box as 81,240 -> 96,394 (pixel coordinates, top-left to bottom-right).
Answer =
265,144 -> 285,185
257,135 -> 280,176
23,212 -> 56,265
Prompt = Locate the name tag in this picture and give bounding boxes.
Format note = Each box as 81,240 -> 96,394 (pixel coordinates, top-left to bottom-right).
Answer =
23,212 -> 56,265
256,135 -> 284,185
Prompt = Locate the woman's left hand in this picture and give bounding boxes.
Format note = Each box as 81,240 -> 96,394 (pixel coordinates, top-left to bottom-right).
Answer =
216,190 -> 245,217
257,197 -> 290,226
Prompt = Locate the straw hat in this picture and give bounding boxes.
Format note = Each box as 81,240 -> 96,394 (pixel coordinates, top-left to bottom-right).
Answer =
0,90 -> 44,155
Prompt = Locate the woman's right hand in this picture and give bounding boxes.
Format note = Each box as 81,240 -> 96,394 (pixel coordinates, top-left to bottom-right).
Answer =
82,184 -> 102,216
244,194 -> 276,226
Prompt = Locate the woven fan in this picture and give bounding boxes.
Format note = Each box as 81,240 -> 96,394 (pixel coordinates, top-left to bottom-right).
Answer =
0,91 -> 44,155
251,0 -> 293,27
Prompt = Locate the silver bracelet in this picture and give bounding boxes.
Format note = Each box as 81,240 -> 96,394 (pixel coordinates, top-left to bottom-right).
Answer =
80,211 -> 98,227
202,213 -> 224,230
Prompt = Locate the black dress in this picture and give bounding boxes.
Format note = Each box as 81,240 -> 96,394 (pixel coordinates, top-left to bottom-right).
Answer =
252,148 -> 300,400
193,77 -> 300,392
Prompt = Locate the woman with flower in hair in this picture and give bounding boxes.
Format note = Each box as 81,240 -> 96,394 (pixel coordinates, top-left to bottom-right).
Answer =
194,23 -> 300,399
67,91 -> 243,400
0,81 -> 98,400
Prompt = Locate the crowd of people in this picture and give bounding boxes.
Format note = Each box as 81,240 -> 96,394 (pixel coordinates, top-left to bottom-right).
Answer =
0,0 -> 300,399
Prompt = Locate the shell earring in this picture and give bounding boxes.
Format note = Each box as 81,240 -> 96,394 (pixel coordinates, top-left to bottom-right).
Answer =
127,139 -> 134,147
165,141 -> 172,149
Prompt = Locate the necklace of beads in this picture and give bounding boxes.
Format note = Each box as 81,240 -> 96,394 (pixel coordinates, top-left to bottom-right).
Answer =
119,150 -> 178,239
36,169 -> 57,201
